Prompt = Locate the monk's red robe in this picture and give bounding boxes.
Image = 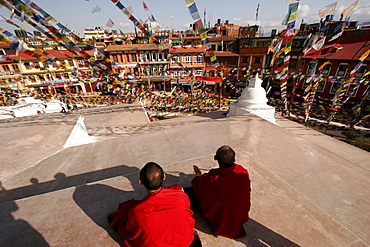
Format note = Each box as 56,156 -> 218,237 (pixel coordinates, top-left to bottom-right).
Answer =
110,185 -> 195,247
192,164 -> 251,239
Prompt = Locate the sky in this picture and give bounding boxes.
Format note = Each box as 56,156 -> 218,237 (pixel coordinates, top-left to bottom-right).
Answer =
0,0 -> 369,37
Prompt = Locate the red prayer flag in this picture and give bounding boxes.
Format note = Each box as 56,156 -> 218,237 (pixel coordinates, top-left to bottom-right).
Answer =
24,50 -> 35,56
142,1 -> 149,11
30,2 -> 42,11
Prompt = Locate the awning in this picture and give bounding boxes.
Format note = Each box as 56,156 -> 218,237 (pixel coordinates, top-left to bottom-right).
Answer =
196,76 -> 223,82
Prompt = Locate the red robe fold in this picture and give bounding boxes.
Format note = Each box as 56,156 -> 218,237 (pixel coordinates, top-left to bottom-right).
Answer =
110,185 -> 195,247
192,164 -> 251,239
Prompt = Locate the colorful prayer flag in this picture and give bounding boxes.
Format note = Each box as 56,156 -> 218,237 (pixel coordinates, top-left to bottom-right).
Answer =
359,49 -> 370,62
256,3 -> 260,21
282,2 -> 299,26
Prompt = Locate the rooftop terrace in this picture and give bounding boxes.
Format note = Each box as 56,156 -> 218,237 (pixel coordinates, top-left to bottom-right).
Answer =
0,103 -> 369,246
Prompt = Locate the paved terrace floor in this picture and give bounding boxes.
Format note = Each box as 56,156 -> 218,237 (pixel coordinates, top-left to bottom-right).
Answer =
0,103 -> 369,247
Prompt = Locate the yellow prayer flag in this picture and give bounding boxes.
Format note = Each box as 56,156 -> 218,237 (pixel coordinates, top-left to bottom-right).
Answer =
288,12 -> 297,22
0,34 -> 12,45
210,56 -> 217,62
123,8 -> 131,16
318,61 -> 330,71
200,32 -> 207,40
185,0 -> 195,7
48,17 -> 57,22
359,49 -> 370,62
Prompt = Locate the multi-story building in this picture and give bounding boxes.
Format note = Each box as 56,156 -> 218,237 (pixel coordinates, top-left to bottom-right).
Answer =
168,30 -> 205,92
106,43 -> 171,90
15,49 -> 95,94
299,25 -> 370,108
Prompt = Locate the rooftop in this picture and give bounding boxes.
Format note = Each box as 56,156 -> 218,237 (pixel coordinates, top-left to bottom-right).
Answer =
0,103 -> 369,246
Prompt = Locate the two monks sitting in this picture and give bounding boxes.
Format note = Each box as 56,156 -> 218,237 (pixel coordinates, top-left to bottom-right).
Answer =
109,145 -> 251,246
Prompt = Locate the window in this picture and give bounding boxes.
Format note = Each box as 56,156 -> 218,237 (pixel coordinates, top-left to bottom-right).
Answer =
307,61 -> 317,74
330,79 -> 342,94
194,54 -> 203,64
55,73 -> 62,79
12,64 -> 20,73
152,52 -> 157,61
68,60 -> 74,67
111,54 -> 118,62
38,75 -> 45,81
2,65 -> 10,71
242,57 -> 248,64
28,75 -> 37,82
321,63 -> 331,75
251,41 -> 257,47
131,54 -> 137,62
317,79 -> 326,92
254,57 -> 261,64
77,59 -> 86,67
346,84 -> 358,97
259,41 -> 268,47
336,63 -> 348,76
242,40 -> 249,47
182,54 -> 192,64
355,64 -> 367,78
140,53 -> 146,62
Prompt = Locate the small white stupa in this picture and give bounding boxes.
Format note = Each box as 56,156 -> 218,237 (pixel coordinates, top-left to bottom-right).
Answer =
227,73 -> 276,124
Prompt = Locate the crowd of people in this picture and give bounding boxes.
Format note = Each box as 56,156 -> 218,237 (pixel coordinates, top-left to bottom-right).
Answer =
269,98 -> 370,129
1,82 -> 369,129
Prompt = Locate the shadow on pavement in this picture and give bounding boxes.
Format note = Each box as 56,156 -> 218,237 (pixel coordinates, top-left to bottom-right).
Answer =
0,183 -> 50,247
0,164 -> 139,203
242,218 -> 300,246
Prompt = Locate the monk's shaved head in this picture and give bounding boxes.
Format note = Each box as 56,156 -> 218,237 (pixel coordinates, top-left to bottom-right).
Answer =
215,145 -> 236,168
140,162 -> 164,190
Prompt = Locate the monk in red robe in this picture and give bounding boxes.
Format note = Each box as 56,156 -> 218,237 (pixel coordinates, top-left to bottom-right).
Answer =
187,145 -> 251,239
109,162 -> 196,247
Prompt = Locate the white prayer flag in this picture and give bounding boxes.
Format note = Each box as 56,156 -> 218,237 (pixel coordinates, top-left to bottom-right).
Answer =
312,37 -> 326,51
318,2 -> 337,19
341,0 -> 359,19
91,5 -> 102,14
106,18 -> 114,28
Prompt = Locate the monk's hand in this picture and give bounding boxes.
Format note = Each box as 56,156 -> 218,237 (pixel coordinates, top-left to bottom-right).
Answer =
193,165 -> 202,175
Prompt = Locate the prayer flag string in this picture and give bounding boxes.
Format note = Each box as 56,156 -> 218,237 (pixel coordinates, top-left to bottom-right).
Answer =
184,0 -> 221,74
